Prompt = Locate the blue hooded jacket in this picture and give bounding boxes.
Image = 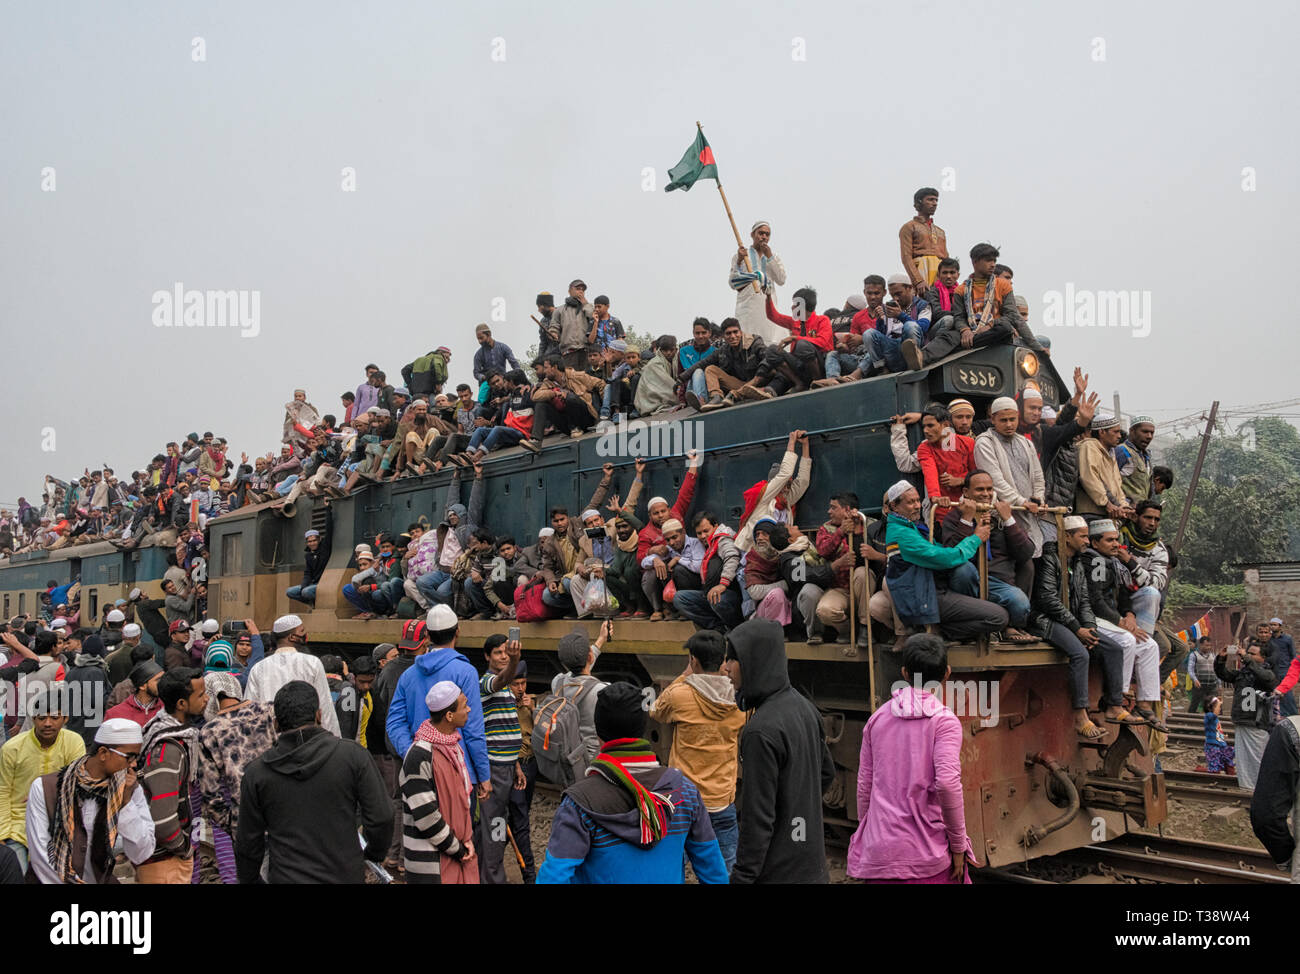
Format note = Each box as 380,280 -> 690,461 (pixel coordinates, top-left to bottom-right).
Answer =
386,647 -> 489,783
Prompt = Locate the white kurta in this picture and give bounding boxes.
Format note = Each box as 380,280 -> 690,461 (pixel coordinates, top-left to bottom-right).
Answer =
244,648 -> 341,737
26,778 -> 155,883
973,430 -> 1046,557
729,248 -> 786,344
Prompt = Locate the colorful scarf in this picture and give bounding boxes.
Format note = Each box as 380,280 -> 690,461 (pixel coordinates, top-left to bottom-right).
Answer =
729,247 -> 769,292
49,755 -> 130,884
931,278 -> 953,312
587,738 -> 674,846
1120,519 -> 1160,555
699,525 -> 733,585
416,720 -> 470,795
964,275 -> 998,330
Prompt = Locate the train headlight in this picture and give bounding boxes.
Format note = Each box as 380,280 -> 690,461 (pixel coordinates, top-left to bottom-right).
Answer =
1020,352 -> 1039,377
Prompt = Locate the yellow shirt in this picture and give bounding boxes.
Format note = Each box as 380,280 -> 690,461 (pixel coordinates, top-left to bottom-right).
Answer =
358,692 -> 372,749
0,729 -> 86,846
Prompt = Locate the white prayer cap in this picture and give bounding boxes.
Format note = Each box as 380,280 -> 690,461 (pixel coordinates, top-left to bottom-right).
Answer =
354,543 -> 373,554
1021,387 -> 1043,402
538,527 -> 555,539
750,220 -> 770,233
581,509 -> 601,522
426,604 -> 458,632
661,519 -> 683,533
1271,617 -> 1284,625
990,396 -> 1019,416
844,293 -> 868,311
886,480 -> 916,504
424,680 -> 461,712
105,609 -> 126,624
272,613 -> 303,634
95,718 -> 144,746
886,273 -> 911,287
1042,405 -> 1057,421
123,623 -> 142,638
201,619 -> 221,635
1091,413 -> 1121,430
129,587 -> 143,600
1088,519 -> 1117,536
50,618 -> 67,630
1063,516 -> 1087,531
1131,415 -> 1155,428
647,496 -> 669,510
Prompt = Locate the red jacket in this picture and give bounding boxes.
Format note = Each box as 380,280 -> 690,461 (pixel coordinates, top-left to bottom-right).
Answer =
765,298 -> 833,352
636,468 -> 699,561
917,434 -> 976,503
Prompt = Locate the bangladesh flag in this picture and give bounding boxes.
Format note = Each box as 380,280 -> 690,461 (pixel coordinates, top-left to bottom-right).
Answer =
664,129 -> 718,192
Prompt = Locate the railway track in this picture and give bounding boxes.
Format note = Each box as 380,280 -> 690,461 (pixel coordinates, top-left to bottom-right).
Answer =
985,833 -> 1286,885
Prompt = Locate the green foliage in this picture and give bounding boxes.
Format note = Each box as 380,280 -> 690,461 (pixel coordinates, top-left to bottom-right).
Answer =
1159,416 -> 1300,585
1165,581 -> 1246,612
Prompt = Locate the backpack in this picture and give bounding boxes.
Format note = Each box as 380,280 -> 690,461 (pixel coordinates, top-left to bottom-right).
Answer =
513,578 -> 554,623
532,679 -> 597,787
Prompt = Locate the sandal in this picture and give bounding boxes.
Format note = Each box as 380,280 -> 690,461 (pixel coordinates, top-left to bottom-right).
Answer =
649,611 -> 664,622
1075,720 -> 1106,740
1131,707 -> 1169,733
1103,708 -> 1144,725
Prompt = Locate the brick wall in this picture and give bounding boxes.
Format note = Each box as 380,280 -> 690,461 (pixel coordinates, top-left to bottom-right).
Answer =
1243,568 -> 1300,632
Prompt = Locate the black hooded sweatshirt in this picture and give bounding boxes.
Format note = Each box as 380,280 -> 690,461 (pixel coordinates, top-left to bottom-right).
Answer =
727,618 -> 834,884
236,724 -> 392,884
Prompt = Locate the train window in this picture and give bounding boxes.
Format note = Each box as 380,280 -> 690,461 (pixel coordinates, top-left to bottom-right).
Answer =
107,565 -> 120,585
89,590 -> 99,622
18,593 -> 25,615
222,534 -> 244,576
2,595 -> 7,618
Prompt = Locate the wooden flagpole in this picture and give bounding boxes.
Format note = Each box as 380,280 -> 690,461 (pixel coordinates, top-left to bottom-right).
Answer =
700,121 -> 761,294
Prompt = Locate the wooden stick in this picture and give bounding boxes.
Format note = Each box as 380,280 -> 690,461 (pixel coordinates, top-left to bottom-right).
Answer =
699,122 -> 762,295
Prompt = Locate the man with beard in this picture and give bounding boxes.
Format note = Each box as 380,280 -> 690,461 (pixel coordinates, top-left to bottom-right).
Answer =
729,220 -> 787,344
973,397 -> 1046,559
1115,416 -> 1157,503
244,615 -> 341,738
138,669 -> 207,884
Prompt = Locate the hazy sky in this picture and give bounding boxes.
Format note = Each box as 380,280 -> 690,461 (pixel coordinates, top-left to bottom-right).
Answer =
2,0 -> 1296,505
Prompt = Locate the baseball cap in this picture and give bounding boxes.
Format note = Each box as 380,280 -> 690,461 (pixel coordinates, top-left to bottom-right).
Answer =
398,620 -> 427,651
169,619 -> 191,635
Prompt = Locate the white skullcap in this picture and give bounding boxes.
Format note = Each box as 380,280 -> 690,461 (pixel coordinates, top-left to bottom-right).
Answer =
581,509 -> 601,522
201,619 -> 221,634
886,273 -> 912,287
426,604 -> 458,632
1021,387 -> 1043,401
95,717 -> 144,746
750,220 -> 770,233
1270,617 -> 1283,625
647,496 -> 669,510
123,623 -> 142,638
354,543 -> 372,554
538,527 -> 555,538
105,609 -> 126,623
844,293 -> 868,311
129,587 -> 143,600
1088,519 -> 1117,536
1042,405 -> 1057,420
990,396 -> 1019,416
1063,516 -> 1087,531
661,519 -> 683,533
272,613 -> 303,634
886,480 -> 916,504
424,680 -> 461,712
50,618 -> 67,630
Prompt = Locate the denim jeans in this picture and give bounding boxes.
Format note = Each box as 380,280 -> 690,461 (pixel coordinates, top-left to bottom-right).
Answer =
865,321 -> 925,372
673,587 -> 743,632
949,562 -> 1030,627
464,577 -> 493,614
469,425 -> 524,453
689,370 -> 708,401
370,576 -> 404,614
286,583 -> 317,604
541,577 -> 574,611
416,569 -> 455,605
708,804 -> 738,875
275,475 -> 299,497
824,350 -> 864,378
342,583 -> 373,613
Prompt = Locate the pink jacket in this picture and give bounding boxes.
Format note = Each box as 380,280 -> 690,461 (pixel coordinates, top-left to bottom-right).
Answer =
846,686 -> 976,880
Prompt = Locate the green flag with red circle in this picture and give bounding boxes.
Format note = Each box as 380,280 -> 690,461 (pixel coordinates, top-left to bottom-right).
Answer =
664,129 -> 718,192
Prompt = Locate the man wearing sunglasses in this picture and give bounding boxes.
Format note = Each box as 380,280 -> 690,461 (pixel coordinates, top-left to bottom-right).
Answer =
556,279 -> 596,372
25,717 -> 155,884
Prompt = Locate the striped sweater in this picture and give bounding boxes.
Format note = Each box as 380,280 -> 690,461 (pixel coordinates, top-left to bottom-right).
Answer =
399,739 -> 469,882
140,720 -> 195,862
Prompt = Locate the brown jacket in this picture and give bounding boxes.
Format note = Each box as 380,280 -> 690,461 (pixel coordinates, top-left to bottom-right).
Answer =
538,472 -> 612,583
1075,437 -> 1125,517
535,369 -> 605,421
648,673 -> 746,810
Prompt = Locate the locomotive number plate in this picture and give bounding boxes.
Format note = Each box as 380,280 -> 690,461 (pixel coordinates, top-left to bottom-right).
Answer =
949,364 -> 1003,394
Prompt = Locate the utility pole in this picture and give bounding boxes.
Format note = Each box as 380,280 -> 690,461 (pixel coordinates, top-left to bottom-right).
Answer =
1112,392 -> 1123,426
1174,401 -> 1219,550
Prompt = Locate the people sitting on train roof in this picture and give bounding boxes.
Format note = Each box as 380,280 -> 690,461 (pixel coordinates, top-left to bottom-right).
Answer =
749,287 -> 832,398
899,243 -> 1021,372
817,279 -> 879,386
525,355 -> 604,451
632,336 -> 679,418
696,317 -> 765,411
940,473 -> 1036,644
679,317 -> 722,410
859,275 -> 934,376
918,256 -> 961,331
878,480 -> 1007,642
596,341 -> 642,426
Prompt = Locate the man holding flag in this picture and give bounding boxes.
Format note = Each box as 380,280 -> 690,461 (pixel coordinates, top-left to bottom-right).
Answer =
665,125 -> 786,343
